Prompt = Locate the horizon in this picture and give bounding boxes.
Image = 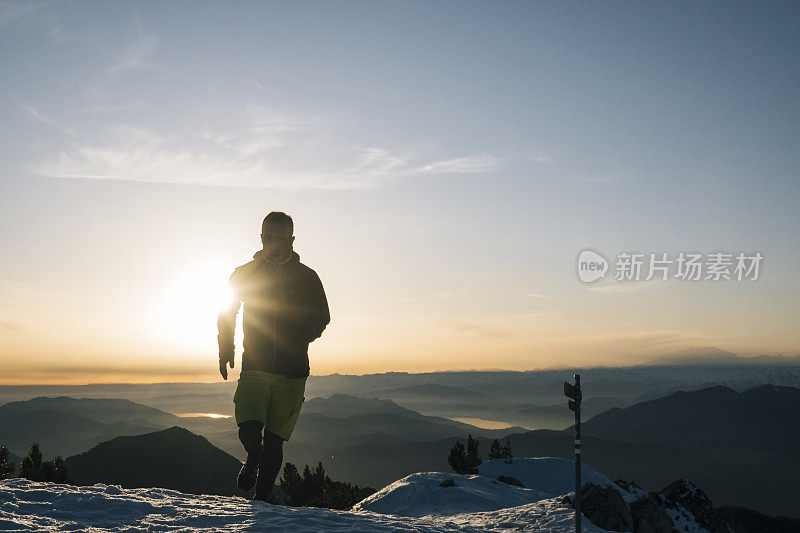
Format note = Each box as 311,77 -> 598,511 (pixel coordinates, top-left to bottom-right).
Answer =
2,353 -> 799,387
2,2 -> 799,384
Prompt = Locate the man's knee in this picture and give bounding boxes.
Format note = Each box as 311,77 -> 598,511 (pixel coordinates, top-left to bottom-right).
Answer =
238,420 -> 264,455
263,429 -> 285,451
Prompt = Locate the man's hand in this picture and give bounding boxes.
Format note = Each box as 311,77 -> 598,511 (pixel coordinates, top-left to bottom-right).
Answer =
219,350 -> 235,380
295,325 -> 317,343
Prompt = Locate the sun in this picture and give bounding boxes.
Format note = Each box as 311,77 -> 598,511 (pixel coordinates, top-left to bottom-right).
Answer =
152,262 -> 240,354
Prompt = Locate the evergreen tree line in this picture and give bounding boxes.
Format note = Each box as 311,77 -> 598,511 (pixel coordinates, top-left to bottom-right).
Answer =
1,436 -> 513,504
278,461 -> 369,509
0,443 -> 74,484
1,442 -> 369,509
448,435 -> 512,475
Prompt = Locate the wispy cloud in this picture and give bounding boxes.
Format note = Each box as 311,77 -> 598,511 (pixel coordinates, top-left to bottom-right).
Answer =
585,278 -> 670,293
0,0 -> 40,27
23,104 -> 68,129
246,105 -> 334,134
106,33 -> 159,74
586,283 -> 648,293
33,105 -> 512,189
572,174 -> 623,184
417,155 -> 503,174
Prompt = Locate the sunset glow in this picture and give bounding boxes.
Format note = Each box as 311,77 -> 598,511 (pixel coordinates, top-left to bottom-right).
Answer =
0,2 -> 798,384
151,263 -> 238,353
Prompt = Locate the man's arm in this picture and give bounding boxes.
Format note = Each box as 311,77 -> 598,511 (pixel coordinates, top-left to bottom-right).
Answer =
217,270 -> 242,380
298,270 -> 330,343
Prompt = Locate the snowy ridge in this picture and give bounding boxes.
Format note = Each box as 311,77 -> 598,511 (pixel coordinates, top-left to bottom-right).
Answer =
353,457 -> 622,516
0,457 -> 705,532
0,478 -> 483,532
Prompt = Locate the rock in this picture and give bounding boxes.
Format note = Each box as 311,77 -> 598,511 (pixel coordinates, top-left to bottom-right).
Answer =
615,479 -> 644,491
439,478 -> 456,487
580,482 -> 634,532
497,475 -> 524,487
661,479 -> 730,533
630,494 -> 673,533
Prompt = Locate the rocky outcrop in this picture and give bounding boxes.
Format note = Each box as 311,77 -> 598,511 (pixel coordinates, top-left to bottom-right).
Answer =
629,494 -> 673,533
580,482 -> 634,532
577,479 -> 732,533
661,479 -> 730,532
497,475 -> 524,487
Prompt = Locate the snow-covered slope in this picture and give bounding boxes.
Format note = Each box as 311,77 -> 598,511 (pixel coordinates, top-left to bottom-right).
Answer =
1,478 -> 477,532
479,457 -> 631,502
352,457 -> 622,517
0,457 -> 704,532
0,476 -> 601,532
351,471 -> 551,517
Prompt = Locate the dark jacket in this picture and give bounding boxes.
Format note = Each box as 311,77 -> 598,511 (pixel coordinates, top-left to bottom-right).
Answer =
217,250 -> 330,379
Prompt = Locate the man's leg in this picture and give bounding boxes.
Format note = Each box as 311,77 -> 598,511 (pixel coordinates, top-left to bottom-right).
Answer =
253,430 -> 284,501
252,374 -> 305,503
237,420 -> 264,492
233,371 -> 271,493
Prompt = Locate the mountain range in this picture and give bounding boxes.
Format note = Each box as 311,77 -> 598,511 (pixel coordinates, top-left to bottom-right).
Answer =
2,376 -> 798,518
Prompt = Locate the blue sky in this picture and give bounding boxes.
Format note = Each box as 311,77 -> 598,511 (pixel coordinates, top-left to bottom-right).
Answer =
1,1 -> 798,383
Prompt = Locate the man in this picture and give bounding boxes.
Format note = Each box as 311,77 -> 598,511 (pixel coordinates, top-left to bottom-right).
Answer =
217,211 -> 330,502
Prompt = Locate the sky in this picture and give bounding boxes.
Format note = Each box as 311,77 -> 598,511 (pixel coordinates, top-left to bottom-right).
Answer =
1,1 -> 799,384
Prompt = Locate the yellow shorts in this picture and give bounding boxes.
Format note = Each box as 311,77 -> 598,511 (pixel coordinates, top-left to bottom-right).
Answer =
233,370 -> 306,441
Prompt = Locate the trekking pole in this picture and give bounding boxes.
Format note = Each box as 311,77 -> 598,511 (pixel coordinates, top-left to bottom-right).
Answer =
564,373 -> 582,533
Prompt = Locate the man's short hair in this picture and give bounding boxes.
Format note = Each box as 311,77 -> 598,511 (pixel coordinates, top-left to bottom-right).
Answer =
262,211 -> 293,235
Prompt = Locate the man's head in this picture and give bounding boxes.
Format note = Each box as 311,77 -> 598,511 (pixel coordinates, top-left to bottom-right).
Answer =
261,211 -> 295,260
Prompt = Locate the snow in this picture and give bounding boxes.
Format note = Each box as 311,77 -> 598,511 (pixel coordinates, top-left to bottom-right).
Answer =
0,475 -> 607,532
0,457 -> 704,532
351,471 -> 552,517
478,457 -> 632,502
664,504 -> 708,533
0,478 -> 482,532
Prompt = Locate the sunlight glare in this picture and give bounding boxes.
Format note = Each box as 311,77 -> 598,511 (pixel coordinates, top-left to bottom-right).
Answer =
153,263 -> 238,353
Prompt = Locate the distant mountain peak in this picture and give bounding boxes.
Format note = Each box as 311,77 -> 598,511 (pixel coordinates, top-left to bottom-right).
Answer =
307,394 -> 406,410
649,346 -> 738,365
65,426 -> 241,497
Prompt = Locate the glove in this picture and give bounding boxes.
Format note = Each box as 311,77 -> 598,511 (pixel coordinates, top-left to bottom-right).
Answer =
219,349 -> 234,380
294,325 -> 316,343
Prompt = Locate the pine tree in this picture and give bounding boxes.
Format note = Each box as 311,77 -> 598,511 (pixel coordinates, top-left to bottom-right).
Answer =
279,461 -> 363,510
448,440 -> 469,474
19,443 -> 44,481
0,446 -> 15,479
489,438 -> 501,459
465,434 -> 482,473
279,462 -> 304,505
448,435 -> 482,474
488,437 -> 513,461
500,436 -> 513,461
17,444 -> 74,484
49,457 -> 74,484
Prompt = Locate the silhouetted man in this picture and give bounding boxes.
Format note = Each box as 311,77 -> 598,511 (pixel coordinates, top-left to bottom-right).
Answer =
218,211 -> 330,502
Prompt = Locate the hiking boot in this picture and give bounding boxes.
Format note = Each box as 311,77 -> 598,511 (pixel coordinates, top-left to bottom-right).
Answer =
252,489 -> 279,504
237,454 -> 259,493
